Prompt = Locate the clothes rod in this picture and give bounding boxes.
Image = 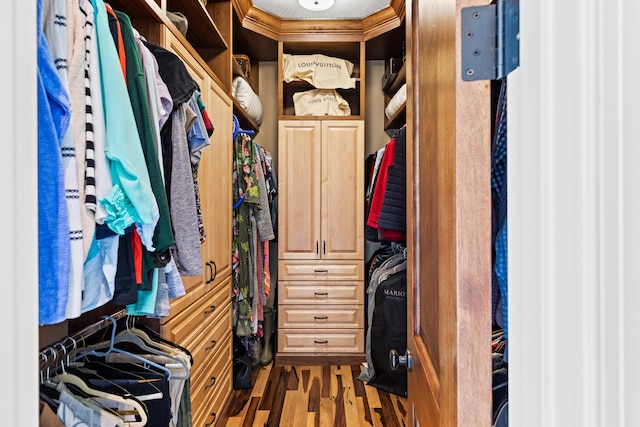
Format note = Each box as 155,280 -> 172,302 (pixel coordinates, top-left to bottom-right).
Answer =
39,308 -> 127,376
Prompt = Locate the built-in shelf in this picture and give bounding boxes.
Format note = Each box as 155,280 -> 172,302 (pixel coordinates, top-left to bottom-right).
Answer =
167,0 -> 227,50
278,40 -> 365,119
385,61 -> 407,95
383,60 -> 407,132
109,0 -> 164,20
232,58 -> 245,78
384,101 -> 407,133
232,98 -> 260,134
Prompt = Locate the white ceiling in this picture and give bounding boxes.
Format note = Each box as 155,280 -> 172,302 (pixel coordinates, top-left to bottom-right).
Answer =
251,0 -> 390,20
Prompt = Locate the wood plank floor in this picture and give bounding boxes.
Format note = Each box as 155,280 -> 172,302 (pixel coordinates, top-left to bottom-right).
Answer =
219,364 -> 407,427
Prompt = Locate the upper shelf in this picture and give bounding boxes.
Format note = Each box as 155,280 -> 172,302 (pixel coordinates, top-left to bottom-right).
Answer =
109,0 -> 228,50
232,98 -> 260,134
384,101 -> 406,132
166,0 -> 227,50
384,60 -> 407,96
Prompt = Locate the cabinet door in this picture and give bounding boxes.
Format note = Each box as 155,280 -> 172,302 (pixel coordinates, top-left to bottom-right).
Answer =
278,121 -> 322,260
200,77 -> 233,287
166,30 -> 208,294
321,121 -> 364,260
405,0 -> 492,425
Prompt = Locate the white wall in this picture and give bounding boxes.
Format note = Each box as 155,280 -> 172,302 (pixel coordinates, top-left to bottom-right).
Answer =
1,1 -> 39,425
509,0 -> 640,425
365,60 -> 392,155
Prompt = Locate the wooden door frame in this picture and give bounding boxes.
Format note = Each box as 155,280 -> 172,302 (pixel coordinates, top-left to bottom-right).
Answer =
406,0 -> 492,425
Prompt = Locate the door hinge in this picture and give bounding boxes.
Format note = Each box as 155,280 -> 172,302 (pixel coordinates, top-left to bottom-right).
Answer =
461,0 -> 520,81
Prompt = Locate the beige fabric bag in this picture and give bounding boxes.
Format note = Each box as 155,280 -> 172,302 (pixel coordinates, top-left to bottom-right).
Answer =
293,89 -> 351,116
283,53 -> 356,89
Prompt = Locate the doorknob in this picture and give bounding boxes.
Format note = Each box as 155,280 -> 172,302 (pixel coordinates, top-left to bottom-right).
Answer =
389,349 -> 412,371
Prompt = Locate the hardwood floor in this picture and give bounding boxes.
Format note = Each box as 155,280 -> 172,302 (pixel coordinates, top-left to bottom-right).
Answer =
219,364 -> 407,427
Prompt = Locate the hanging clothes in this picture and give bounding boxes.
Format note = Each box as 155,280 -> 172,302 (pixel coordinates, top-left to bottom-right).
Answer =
92,0 -> 159,250
37,0 -> 71,325
231,132 -> 277,337
377,126 -> 407,234
232,132 -> 261,337
366,131 -> 406,242
42,0 -> 86,320
492,79 -> 508,340
37,3 -> 217,321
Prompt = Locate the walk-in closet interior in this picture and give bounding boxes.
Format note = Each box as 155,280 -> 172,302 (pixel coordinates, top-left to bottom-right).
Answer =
37,0 -> 503,425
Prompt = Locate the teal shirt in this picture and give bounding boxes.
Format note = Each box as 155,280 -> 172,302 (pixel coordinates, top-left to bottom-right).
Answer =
91,0 -> 159,249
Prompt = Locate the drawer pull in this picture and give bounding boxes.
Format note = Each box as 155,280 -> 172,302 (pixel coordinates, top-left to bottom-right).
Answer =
314,340 -> 329,344
314,269 -> 328,273
314,292 -> 328,296
205,413 -> 217,427
205,340 -> 217,351
205,376 -> 217,390
204,305 -> 216,315
314,316 -> 328,320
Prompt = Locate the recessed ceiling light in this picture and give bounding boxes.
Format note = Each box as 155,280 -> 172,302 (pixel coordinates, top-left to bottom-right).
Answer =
298,0 -> 335,12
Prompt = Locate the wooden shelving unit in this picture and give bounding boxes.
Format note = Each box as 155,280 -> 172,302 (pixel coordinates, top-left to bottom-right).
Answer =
278,40 -> 365,120
383,60 -> 407,131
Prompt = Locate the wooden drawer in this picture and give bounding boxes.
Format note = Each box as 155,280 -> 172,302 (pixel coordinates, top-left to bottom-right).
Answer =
161,277 -> 231,347
278,260 -> 364,281
191,332 -> 232,420
278,281 -> 364,305
277,329 -> 364,353
189,301 -> 231,383
278,305 -> 364,329
193,363 -> 232,427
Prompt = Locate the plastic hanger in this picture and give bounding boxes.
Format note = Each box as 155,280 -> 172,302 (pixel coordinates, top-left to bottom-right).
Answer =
52,372 -> 148,427
73,316 -> 172,381
232,114 -> 255,142
109,318 -> 189,380
128,322 -> 193,365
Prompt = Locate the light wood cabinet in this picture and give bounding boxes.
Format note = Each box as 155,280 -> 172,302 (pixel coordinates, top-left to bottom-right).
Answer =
200,71 -> 233,289
277,120 -> 365,361
278,120 -> 364,261
160,28 -> 233,427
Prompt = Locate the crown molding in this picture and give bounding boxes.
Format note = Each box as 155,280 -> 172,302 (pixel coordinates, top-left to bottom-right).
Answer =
232,0 -> 405,41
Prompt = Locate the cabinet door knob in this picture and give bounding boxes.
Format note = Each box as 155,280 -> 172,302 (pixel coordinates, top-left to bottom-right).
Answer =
205,340 -> 217,351
204,305 -> 216,315
314,316 -> 328,320
314,340 -> 328,344
316,241 -> 319,254
314,269 -> 328,273
314,292 -> 328,296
